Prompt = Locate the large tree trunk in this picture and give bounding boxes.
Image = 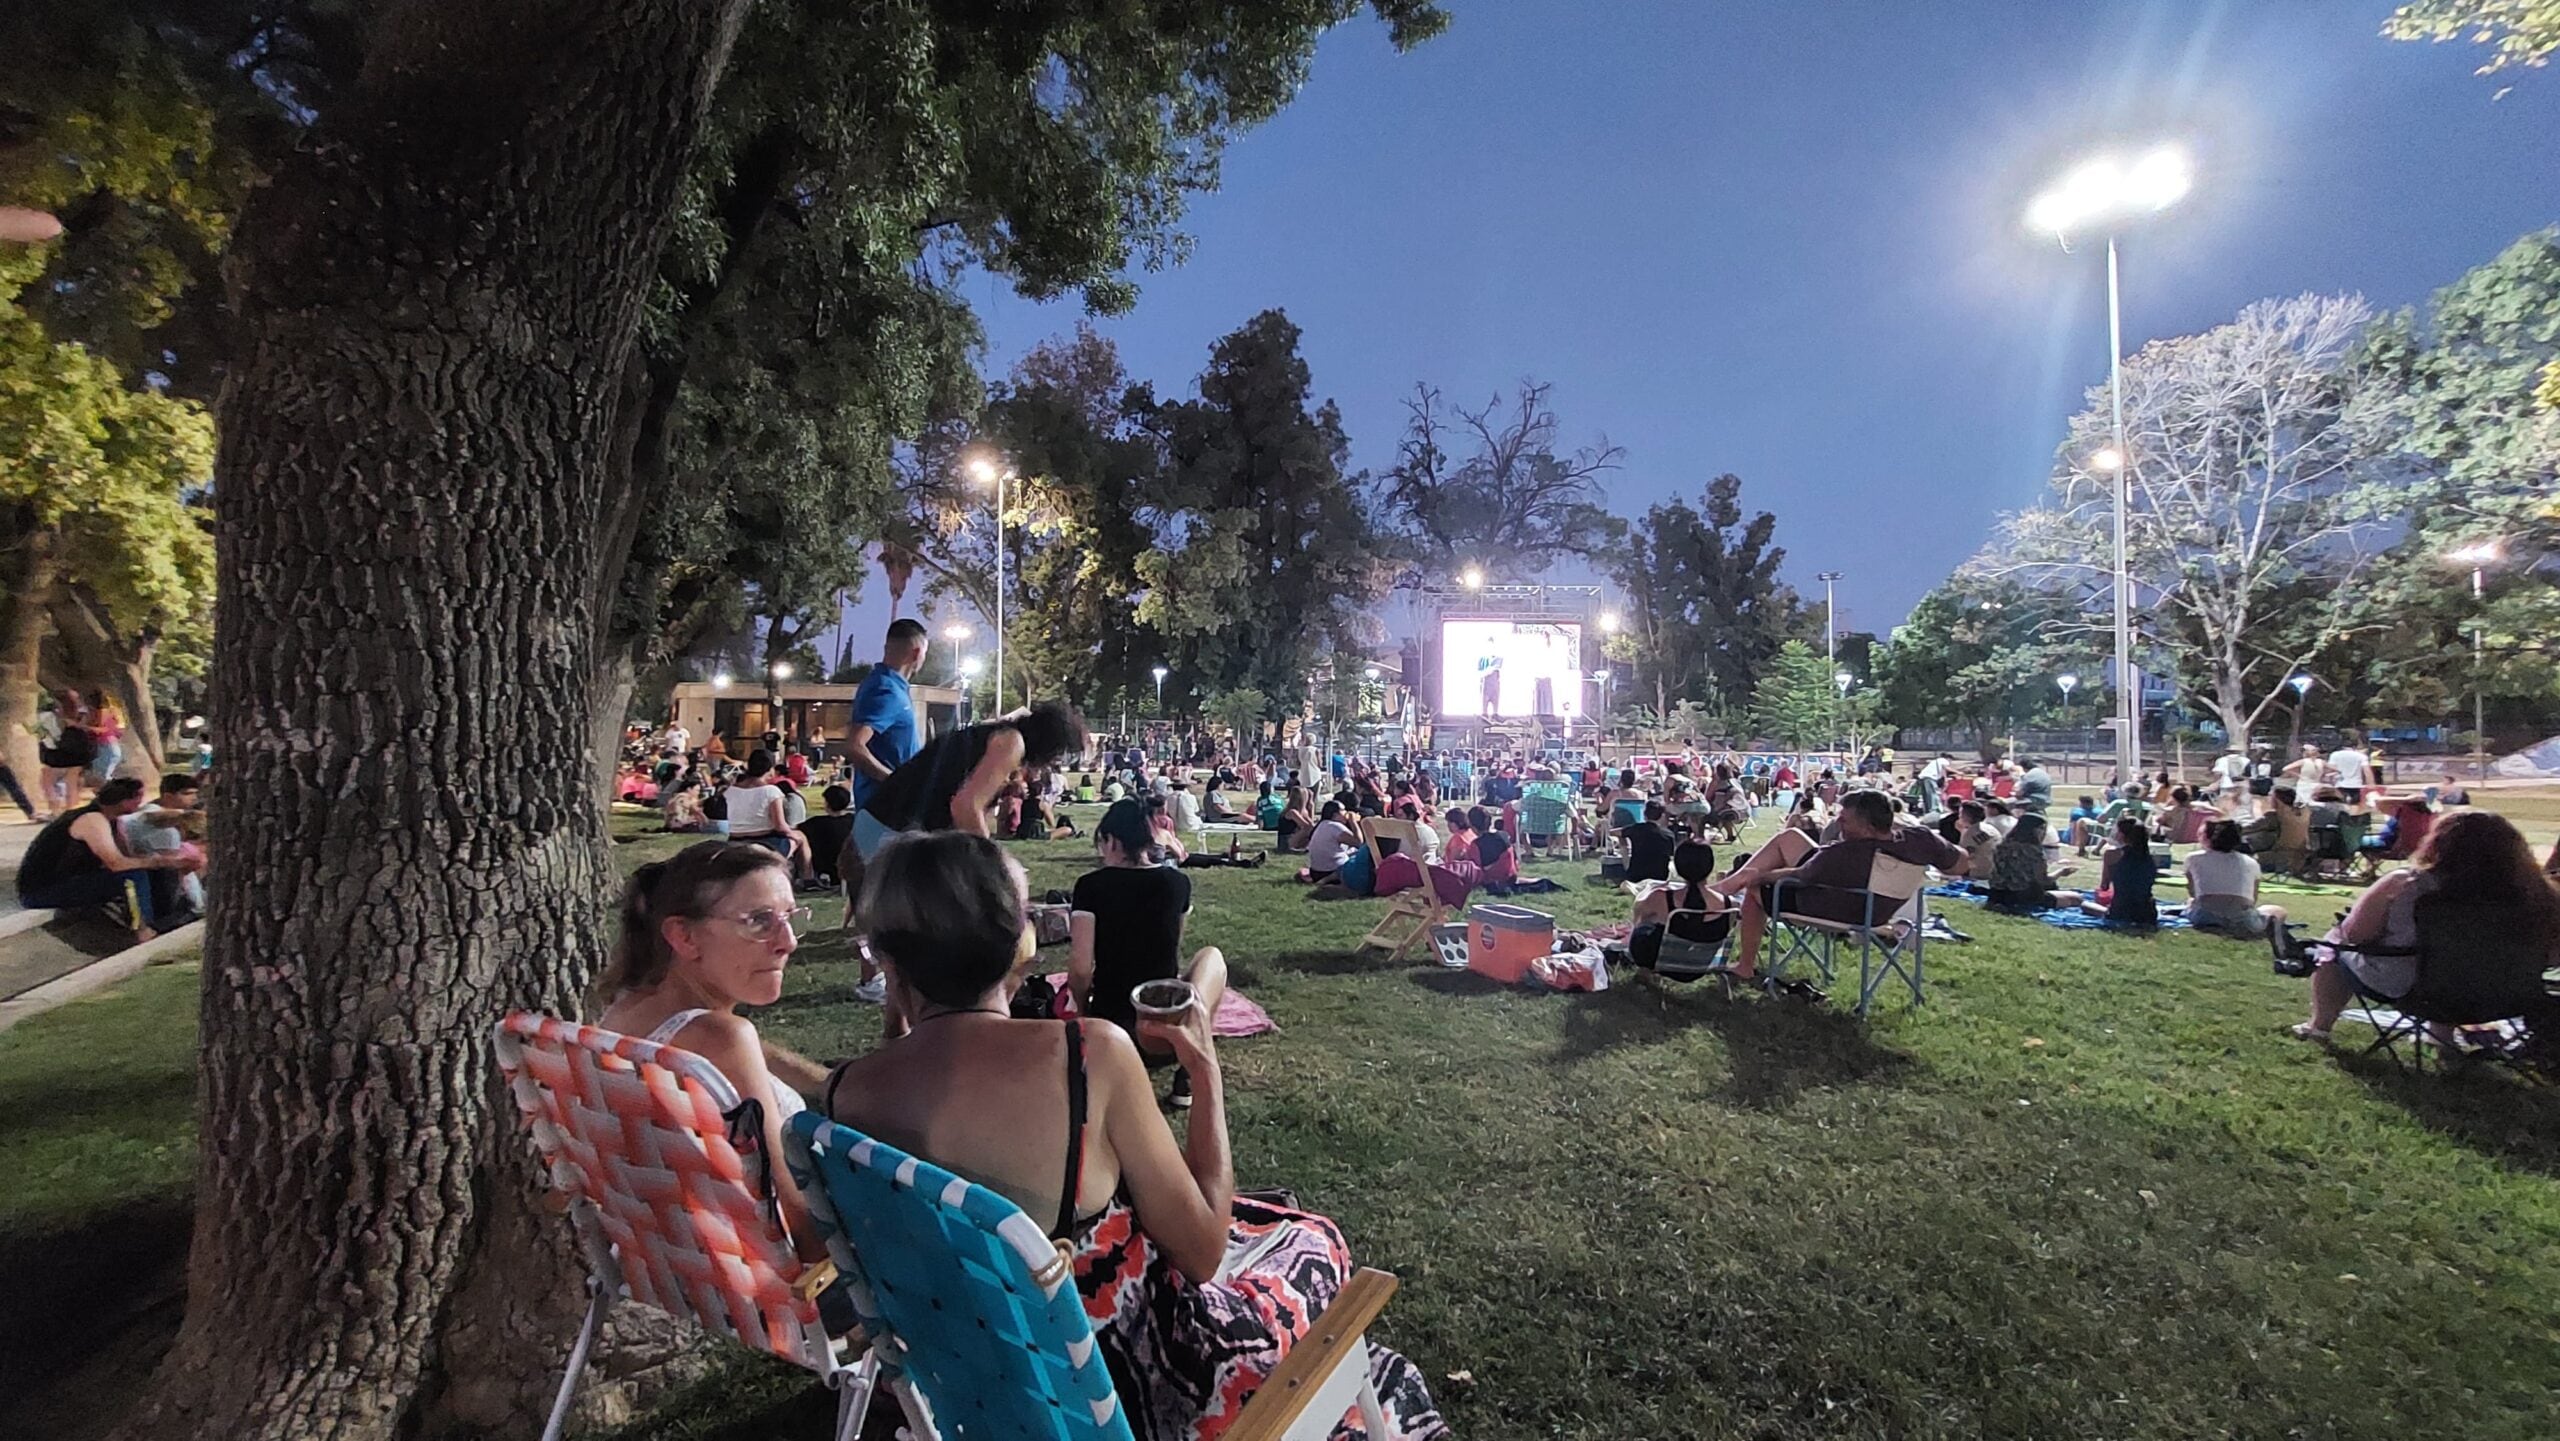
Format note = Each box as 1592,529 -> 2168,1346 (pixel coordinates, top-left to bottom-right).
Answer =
119,4 -> 752,1439
0,531 -> 53,796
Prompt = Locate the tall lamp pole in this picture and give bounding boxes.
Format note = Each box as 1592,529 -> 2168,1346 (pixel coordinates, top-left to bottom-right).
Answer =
966,453 -> 1011,714
2448,542 -> 2501,781
2029,143 -> 2192,786
2057,673 -> 2079,778
1816,571 -> 1843,760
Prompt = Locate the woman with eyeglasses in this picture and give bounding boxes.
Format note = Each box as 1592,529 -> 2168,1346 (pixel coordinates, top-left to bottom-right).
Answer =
597,840 -> 828,1255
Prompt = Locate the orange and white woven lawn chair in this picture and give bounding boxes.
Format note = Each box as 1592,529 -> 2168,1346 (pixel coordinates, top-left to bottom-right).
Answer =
494,1011 -> 881,1441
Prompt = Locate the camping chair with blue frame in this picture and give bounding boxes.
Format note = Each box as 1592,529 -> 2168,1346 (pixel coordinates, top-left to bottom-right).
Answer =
783,1111 -> 1405,1441
2299,896 -> 2555,1077
1765,853 -> 1932,1016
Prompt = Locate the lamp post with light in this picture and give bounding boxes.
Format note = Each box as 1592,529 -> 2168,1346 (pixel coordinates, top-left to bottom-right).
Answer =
941,621 -> 973,688
1597,608 -> 1622,749
2028,142 -> 2192,786
2056,673 -> 2079,776
2285,673 -> 2313,760
959,656 -> 984,724
965,452 -> 1012,713
1153,665 -> 1169,719
2447,541 -> 2502,780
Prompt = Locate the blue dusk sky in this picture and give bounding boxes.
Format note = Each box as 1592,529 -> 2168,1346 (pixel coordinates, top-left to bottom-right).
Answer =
829,1 -> 2559,668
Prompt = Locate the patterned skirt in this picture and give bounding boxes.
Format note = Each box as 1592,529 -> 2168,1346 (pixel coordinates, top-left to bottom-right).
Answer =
1072,1195 -> 1449,1441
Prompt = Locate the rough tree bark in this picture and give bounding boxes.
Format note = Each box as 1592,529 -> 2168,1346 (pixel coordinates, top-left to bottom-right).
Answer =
0,533 -> 53,792
116,3 -> 753,1439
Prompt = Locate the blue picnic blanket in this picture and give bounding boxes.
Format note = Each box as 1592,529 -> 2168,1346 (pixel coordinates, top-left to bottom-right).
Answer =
1928,882 -> 2190,932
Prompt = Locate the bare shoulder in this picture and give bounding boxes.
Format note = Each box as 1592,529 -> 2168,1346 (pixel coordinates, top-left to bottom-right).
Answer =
669,1008 -> 760,1061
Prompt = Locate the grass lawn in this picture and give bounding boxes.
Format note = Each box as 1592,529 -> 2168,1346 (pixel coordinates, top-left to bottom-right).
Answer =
6,806 -> 2556,1440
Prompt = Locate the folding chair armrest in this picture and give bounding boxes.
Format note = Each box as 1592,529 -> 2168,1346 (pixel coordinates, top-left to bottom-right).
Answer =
1222,1268 -> 1400,1441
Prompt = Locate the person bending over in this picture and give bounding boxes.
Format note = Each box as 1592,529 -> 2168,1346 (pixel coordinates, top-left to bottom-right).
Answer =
1072,800 -> 1231,1109
14,777 -> 198,938
1706,789 -> 1967,983
824,832 -> 1449,1441
595,841 -> 830,1257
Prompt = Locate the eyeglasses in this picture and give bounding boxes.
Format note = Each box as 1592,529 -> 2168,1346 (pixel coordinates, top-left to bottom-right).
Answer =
718,906 -> 813,939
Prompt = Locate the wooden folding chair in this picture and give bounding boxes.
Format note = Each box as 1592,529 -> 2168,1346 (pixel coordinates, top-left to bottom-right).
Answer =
1357,817 -> 1445,961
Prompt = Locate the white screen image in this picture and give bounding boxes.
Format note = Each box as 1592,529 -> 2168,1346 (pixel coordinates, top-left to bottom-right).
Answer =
1438,619 -> 1583,719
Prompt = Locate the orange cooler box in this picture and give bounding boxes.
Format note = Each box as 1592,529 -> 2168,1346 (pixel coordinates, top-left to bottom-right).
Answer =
1468,904 -> 1555,984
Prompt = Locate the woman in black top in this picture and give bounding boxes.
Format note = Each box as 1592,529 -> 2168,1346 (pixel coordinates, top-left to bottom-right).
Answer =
1070,799 -> 1228,1108
861,700 -> 1088,838
1620,800 -> 1680,884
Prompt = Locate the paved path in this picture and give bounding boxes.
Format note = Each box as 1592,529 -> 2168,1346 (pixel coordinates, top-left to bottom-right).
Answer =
0,818 -> 35,919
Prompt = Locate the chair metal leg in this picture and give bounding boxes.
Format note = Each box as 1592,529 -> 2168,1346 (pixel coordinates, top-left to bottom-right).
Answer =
540,1278 -> 613,1441
829,1352 -> 880,1441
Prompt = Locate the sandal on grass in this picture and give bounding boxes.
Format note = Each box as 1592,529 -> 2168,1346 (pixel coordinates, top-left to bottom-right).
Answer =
2288,1022 -> 2332,1044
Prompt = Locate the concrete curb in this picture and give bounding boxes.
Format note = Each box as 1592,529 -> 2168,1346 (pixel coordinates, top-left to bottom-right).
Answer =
0,920 -> 201,1034
0,908 -> 59,942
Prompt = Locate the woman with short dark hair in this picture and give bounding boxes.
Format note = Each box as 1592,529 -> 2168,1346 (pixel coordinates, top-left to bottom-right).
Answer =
824,833 -> 1448,1440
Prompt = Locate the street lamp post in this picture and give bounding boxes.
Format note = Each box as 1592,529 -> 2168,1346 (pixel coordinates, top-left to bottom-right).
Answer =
966,454 -> 1011,714
1152,665 -> 1169,719
2448,541 -> 2501,781
2029,143 -> 2192,787
2286,673 -> 2313,760
1597,610 -> 1622,752
1835,670 -> 1855,758
959,656 -> 984,724
2057,673 -> 2079,778
941,621 -> 972,688
1816,571 -> 1842,763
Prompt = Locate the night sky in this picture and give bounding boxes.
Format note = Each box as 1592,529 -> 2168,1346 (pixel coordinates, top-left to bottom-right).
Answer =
828,1 -> 2560,672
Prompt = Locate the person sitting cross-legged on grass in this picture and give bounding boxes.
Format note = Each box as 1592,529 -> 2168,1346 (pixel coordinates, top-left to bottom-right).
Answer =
596,840 -> 831,1259
1706,789 -> 1968,985
2292,811 -> 2560,1045
1984,813 -> 2081,911
2079,815 -> 2161,926
823,832 -> 1451,1441
1072,799 -> 1230,1110
2179,819 -> 2291,939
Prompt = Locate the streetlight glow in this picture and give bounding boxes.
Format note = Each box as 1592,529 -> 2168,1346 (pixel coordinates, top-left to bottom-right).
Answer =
941,621 -> 972,641
769,661 -> 793,681
712,673 -> 732,691
1599,610 -> 1622,633
965,452 -> 1003,485
2287,674 -> 2312,698
2447,541 -> 2502,566
2057,673 -> 2078,693
959,657 -> 984,678
1458,564 -> 1485,590
2089,446 -> 2126,472
2025,144 -> 2192,236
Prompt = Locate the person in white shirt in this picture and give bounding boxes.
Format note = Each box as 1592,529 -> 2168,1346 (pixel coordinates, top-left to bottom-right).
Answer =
2326,736 -> 2372,802
2283,744 -> 2327,792
2180,819 -> 2289,938
1302,801 -> 1359,881
2210,748 -> 2249,811
660,723 -> 690,756
1164,777 -> 1205,840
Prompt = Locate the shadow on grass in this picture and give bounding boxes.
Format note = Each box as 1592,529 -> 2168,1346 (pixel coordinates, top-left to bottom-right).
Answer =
1263,948 -> 1386,978
0,1196 -> 190,1438
1551,977 -> 1913,1110
2339,1050 -> 2560,1178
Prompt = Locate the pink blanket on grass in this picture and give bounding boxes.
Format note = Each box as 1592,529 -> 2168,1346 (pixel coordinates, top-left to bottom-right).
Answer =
1040,972 -> 1278,1038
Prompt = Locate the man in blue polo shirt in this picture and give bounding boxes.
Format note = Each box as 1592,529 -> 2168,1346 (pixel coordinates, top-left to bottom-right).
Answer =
842,617 -> 928,1000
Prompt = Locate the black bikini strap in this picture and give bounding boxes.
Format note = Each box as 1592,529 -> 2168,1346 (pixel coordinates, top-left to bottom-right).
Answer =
1057,1020 -> 1088,1238
820,1058 -> 856,1121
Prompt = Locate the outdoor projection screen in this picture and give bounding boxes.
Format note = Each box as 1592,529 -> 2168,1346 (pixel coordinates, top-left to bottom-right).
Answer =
1439,618 -> 1583,719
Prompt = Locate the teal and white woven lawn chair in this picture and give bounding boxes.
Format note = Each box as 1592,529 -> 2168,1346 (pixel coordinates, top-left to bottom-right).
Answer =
784,1111 -> 1403,1441
1517,783 -> 1580,861
1766,853 -> 1931,1016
